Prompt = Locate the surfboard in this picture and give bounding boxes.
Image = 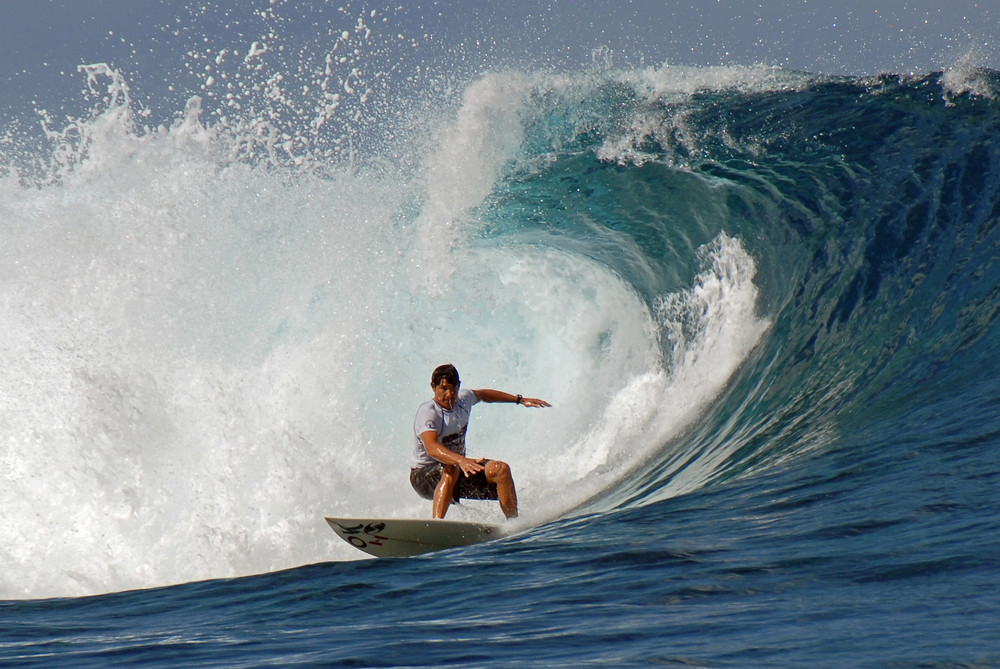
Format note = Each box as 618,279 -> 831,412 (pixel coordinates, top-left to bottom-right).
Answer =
325,516 -> 504,558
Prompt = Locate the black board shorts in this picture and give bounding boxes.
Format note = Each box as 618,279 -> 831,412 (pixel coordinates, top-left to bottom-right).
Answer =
409,462 -> 499,502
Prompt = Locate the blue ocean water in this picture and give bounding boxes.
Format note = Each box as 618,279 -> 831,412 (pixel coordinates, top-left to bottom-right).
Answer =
3,5 -> 1000,668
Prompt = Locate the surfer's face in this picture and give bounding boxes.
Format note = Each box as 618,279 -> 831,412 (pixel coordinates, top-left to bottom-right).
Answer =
432,379 -> 459,410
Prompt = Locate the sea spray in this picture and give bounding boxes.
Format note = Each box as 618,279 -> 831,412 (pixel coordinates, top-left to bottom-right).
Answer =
0,63 -> 777,598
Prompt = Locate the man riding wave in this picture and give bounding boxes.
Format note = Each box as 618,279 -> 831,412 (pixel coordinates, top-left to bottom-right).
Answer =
410,364 -> 550,519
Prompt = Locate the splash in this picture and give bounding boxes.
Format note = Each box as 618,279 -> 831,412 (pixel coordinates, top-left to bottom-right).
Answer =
940,50 -> 997,102
0,55 -> 776,598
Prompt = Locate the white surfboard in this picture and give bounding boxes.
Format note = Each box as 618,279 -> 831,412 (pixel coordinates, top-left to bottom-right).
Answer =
325,516 -> 505,558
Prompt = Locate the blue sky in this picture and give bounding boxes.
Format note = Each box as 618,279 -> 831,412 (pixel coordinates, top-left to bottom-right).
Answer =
1,1 -> 997,122
3,1 -> 996,74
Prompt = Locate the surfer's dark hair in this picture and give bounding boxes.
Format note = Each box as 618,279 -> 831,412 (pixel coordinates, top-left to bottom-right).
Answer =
431,363 -> 460,387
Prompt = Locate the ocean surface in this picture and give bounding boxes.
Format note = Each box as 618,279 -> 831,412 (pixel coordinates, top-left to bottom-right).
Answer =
2,4 -> 1000,667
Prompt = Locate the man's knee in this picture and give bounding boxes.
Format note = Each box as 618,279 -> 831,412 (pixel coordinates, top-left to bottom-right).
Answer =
485,460 -> 512,482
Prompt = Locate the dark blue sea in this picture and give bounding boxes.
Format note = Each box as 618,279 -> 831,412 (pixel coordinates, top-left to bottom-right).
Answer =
2,3 -> 1000,667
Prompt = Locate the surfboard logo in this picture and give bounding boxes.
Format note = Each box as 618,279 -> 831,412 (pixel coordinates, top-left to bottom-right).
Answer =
330,520 -> 388,549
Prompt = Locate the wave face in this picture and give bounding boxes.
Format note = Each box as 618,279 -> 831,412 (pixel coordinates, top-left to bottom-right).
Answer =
2,56 -> 1000,605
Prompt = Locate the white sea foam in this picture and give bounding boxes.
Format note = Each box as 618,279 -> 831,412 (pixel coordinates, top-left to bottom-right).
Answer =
1,72 -> 424,596
517,232 -> 770,519
940,50 -> 996,103
0,60 -> 768,598
410,71 -> 531,286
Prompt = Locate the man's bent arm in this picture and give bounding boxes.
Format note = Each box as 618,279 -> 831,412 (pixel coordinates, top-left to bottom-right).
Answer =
420,431 -> 484,476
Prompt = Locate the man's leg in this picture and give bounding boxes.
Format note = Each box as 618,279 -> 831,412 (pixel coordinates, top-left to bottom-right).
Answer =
484,460 -> 518,519
433,464 -> 460,519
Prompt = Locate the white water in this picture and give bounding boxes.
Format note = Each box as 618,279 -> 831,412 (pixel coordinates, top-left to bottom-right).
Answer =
1,66 -> 768,599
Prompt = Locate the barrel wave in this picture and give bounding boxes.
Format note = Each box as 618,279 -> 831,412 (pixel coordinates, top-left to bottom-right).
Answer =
2,55 -> 1000,664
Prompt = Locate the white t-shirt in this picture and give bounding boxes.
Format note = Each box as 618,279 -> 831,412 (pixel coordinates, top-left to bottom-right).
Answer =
411,388 -> 480,469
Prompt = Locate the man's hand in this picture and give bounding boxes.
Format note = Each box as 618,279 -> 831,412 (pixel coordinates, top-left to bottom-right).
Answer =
518,396 -> 551,408
459,457 -> 486,477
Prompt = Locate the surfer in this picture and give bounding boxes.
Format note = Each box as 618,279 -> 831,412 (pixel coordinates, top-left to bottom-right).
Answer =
411,363 -> 550,520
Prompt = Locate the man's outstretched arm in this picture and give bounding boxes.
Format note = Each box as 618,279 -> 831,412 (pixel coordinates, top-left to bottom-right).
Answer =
472,389 -> 551,408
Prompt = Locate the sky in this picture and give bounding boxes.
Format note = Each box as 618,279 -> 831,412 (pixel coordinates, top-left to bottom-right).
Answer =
463,1 -> 999,75
0,0 -> 997,124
